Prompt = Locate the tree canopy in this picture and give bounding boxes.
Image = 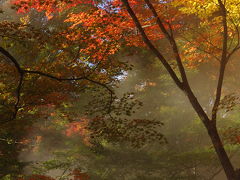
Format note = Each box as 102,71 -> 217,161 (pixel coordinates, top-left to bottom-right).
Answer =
1,0 -> 240,179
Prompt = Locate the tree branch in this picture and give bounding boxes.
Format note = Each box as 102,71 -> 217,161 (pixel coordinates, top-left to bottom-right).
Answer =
211,0 -> 228,123
0,46 -> 114,122
0,47 -> 22,73
122,0 -> 210,125
121,0 -> 183,90
227,18 -> 240,61
11,73 -> 24,120
144,0 -> 189,85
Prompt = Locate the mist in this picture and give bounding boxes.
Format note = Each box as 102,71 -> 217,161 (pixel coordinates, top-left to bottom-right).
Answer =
15,49 -> 240,180
1,0 -> 240,179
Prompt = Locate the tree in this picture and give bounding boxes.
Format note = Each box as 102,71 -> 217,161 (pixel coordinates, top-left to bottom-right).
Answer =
0,1 -> 123,177
9,0 -> 240,179
120,0 -> 240,179
0,0 -> 166,178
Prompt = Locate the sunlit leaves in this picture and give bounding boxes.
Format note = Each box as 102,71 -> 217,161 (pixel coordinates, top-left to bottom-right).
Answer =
12,0 -> 95,18
171,0 -> 240,66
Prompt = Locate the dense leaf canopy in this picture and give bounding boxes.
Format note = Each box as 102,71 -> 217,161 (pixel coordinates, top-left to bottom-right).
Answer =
1,0 -> 240,179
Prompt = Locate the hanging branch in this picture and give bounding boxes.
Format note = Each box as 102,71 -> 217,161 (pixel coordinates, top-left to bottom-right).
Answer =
0,47 -> 114,122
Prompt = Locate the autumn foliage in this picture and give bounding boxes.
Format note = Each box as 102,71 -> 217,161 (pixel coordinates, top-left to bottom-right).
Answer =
12,0 -> 182,49
3,0 -> 240,179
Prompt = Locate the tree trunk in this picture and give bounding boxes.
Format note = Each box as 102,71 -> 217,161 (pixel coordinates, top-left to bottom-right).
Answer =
121,1 -> 238,179
207,124 -> 237,180
186,90 -> 237,179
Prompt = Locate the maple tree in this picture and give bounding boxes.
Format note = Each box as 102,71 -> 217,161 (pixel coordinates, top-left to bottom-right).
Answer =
0,0 -> 166,178
2,0 -> 240,179
0,1 -> 116,178
120,0 -> 240,179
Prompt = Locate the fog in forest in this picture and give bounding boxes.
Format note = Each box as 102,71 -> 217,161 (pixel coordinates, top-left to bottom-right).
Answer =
1,0 -> 240,180
15,51 -> 240,180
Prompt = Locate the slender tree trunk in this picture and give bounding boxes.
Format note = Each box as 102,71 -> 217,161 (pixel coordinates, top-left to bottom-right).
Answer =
121,0 -> 239,179
186,89 -> 237,179
206,123 -> 237,180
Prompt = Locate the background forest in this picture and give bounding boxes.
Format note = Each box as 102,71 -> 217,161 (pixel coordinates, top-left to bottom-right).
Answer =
1,0 -> 240,179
